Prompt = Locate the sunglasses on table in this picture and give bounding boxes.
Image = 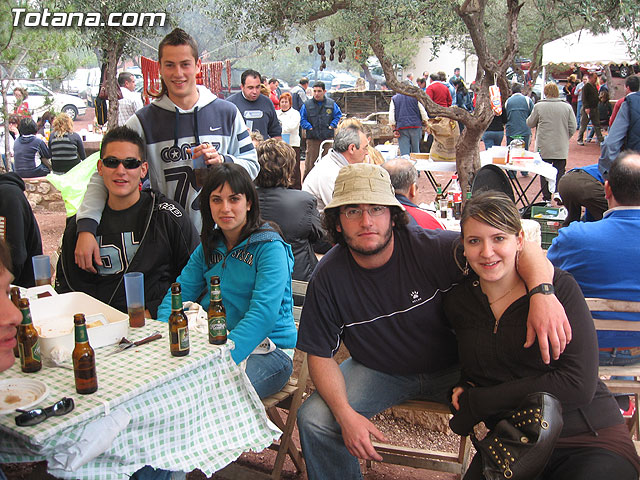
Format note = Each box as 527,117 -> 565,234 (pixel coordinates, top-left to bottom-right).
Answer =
15,397 -> 75,427
101,156 -> 143,169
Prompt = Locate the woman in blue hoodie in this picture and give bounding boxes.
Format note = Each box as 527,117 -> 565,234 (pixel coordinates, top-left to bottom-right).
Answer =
157,162 -> 297,398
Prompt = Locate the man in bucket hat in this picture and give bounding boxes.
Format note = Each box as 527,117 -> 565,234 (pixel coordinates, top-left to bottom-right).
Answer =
296,163 -> 572,480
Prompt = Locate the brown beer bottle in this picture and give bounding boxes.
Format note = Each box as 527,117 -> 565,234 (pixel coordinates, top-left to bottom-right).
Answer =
72,314 -> 98,394
168,283 -> 189,356
208,276 -> 227,345
17,298 -> 42,373
11,287 -> 20,358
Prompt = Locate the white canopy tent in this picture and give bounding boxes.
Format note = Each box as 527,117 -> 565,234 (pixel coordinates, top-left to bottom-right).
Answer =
542,29 -> 637,66
540,29 -> 637,99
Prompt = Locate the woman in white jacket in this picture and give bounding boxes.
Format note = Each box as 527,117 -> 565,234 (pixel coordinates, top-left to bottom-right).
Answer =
277,93 -> 302,188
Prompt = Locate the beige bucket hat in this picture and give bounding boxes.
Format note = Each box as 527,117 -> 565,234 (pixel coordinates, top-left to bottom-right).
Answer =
325,163 -> 405,211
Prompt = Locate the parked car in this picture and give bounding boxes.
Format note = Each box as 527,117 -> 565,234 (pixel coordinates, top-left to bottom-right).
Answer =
6,80 -> 87,120
609,63 -> 640,78
302,70 -> 359,92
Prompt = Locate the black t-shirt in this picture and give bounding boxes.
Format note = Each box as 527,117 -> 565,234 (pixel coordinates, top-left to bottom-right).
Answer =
93,193 -> 151,300
297,226 -> 462,374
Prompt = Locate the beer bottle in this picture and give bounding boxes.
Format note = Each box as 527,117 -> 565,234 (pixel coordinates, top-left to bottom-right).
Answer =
437,185 -> 447,219
72,314 -> 98,394
11,287 -> 20,358
17,298 -> 42,373
168,283 -> 189,357
208,276 -> 227,345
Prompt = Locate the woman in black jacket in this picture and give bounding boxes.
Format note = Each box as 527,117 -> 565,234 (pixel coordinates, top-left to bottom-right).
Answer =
255,138 -> 325,281
444,192 -> 639,479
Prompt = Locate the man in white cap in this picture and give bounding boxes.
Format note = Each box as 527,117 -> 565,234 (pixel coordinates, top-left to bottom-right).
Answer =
295,163 -> 571,480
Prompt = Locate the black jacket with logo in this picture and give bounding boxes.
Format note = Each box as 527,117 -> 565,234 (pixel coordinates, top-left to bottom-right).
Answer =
56,190 -> 198,317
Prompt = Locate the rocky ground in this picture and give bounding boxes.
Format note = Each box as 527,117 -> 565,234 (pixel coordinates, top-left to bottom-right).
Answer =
13,121 -> 598,480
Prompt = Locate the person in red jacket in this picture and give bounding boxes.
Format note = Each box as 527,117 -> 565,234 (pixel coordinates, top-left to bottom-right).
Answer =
383,158 -> 445,230
425,73 -> 452,107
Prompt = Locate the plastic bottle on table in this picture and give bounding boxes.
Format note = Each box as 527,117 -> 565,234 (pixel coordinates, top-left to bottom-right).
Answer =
44,120 -> 51,142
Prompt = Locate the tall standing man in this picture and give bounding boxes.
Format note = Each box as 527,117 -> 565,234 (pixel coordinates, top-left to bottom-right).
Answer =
504,83 -> 534,149
74,28 -> 258,273
577,72 -> 605,146
227,70 -> 282,139
388,89 -> 428,156
117,72 -> 143,126
296,163 -> 571,480
300,81 -> 342,178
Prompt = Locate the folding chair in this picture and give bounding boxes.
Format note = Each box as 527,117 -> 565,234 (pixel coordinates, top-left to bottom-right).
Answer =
585,297 -> 640,438
261,280 -> 309,479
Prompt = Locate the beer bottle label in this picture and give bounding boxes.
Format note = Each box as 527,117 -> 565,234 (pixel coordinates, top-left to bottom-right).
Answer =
209,317 -> 226,337
211,286 -> 222,302
171,293 -> 183,311
18,344 -> 25,368
32,341 -> 41,362
75,325 -> 89,343
18,341 -> 40,366
20,309 -> 33,325
177,327 -> 189,351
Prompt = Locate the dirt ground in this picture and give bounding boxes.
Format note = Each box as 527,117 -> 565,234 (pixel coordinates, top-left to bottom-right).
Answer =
21,127 -> 599,480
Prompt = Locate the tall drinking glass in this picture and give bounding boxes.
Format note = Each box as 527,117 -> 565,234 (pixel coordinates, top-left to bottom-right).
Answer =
32,255 -> 51,286
124,272 -> 145,327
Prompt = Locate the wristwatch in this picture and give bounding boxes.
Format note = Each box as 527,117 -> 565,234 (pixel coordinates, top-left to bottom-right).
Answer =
528,283 -> 555,297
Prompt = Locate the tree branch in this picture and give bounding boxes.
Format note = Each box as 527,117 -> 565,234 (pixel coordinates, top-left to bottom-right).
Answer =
306,1 -> 351,22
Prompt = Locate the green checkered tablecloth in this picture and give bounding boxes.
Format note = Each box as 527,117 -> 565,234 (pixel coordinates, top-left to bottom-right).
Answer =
0,320 -> 281,479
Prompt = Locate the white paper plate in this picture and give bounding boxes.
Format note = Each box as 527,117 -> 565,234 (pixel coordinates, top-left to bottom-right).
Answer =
0,378 -> 49,414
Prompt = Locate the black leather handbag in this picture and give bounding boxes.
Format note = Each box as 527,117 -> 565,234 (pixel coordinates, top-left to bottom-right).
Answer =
472,392 -> 563,480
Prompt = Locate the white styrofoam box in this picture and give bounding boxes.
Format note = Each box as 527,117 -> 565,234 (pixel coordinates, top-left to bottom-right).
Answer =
375,144 -> 399,162
28,292 -> 129,359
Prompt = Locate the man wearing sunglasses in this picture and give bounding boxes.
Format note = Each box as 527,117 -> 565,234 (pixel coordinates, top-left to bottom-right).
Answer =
56,127 -> 199,319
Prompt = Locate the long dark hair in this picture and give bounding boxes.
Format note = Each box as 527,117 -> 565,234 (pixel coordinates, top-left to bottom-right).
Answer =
199,163 -> 268,262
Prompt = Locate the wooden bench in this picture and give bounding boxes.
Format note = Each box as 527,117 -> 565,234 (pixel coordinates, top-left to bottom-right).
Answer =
586,297 -> 640,438
261,280 -> 309,479
366,400 -> 471,478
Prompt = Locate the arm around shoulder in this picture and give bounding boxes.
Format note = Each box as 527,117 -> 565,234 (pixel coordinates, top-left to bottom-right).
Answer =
518,240 -> 572,363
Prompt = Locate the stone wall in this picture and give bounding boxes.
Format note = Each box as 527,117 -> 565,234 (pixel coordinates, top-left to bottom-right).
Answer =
23,178 -> 66,213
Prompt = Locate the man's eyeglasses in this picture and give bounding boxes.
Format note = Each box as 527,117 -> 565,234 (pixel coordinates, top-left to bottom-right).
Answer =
15,397 -> 75,427
340,205 -> 388,220
101,156 -> 143,169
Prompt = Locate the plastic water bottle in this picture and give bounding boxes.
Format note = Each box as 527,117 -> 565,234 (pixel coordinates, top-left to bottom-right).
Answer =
44,120 -> 50,142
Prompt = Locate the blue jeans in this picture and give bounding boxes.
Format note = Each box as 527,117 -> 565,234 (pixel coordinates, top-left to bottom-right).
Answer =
482,131 -> 504,149
17,164 -> 50,178
245,348 -> 293,399
599,349 -> 640,366
398,128 -> 423,156
576,99 -> 582,130
297,358 -> 459,480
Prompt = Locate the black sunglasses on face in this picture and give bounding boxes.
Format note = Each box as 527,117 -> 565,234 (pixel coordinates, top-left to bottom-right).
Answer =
15,397 -> 75,427
101,156 -> 143,169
